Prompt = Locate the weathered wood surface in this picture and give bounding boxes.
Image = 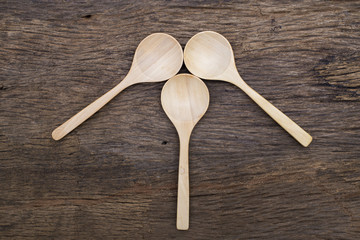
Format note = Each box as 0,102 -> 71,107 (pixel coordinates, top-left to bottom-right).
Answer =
1,0 -> 359,239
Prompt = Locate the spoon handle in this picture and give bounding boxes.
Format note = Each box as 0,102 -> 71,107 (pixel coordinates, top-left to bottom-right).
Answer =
234,80 -> 312,147
52,80 -> 130,140
177,135 -> 190,230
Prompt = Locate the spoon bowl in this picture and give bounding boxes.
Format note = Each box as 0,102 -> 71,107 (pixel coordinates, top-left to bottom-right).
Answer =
161,74 -> 209,230
134,33 -> 184,81
162,75 -> 209,124
184,31 -> 233,79
52,33 -> 183,140
184,31 -> 312,147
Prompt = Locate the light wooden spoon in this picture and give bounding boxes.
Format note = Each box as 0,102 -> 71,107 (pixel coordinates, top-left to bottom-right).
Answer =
52,33 -> 183,140
161,74 -> 210,230
184,31 -> 312,147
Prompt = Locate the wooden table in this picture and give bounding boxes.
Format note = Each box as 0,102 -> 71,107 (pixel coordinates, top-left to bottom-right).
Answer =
1,1 -> 359,239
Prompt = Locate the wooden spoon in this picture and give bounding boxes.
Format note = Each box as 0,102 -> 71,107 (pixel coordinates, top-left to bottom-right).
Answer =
161,74 -> 210,230
52,33 -> 183,140
184,31 -> 312,147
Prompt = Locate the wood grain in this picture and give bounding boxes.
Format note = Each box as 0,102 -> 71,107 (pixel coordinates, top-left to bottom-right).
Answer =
1,0 -> 360,239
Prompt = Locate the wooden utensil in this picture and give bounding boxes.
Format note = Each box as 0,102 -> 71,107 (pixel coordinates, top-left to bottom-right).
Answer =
184,31 -> 312,147
161,74 -> 210,230
52,33 -> 183,140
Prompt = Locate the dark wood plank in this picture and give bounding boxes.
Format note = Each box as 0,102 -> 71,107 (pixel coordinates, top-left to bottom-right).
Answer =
1,0 -> 360,239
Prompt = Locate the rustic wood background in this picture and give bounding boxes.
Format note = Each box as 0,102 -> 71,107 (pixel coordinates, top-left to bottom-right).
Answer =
1,0 -> 359,239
